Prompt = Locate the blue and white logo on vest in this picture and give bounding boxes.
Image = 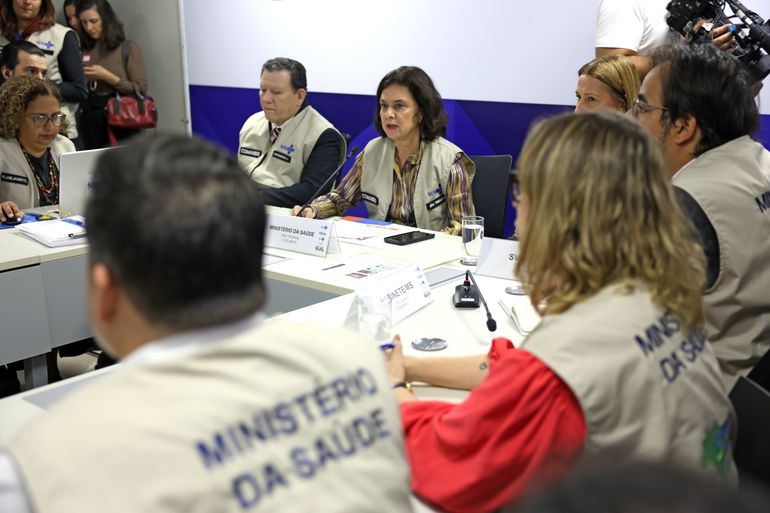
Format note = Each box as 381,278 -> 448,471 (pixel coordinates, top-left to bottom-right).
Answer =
36,39 -> 54,50
280,144 -> 296,155
427,185 -> 442,197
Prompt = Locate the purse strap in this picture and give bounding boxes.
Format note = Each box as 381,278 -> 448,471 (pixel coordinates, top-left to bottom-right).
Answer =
119,40 -> 144,99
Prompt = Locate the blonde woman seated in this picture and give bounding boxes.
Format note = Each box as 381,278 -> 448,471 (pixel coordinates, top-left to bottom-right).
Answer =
575,55 -> 640,112
385,112 -> 735,513
0,76 -> 75,222
292,66 -> 475,235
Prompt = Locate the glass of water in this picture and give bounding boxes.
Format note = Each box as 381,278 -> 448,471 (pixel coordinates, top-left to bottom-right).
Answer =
356,295 -> 392,347
461,215 -> 484,266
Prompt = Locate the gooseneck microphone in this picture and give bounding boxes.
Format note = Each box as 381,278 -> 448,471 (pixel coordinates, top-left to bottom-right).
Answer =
295,145 -> 359,217
466,270 -> 497,332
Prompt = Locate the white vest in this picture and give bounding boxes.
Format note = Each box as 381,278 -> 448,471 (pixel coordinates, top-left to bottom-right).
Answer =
0,136 -> 74,208
521,285 -> 737,481
673,136 -> 770,387
1,25 -> 79,138
359,137 -> 475,231
8,319 -> 412,513
238,106 -> 342,188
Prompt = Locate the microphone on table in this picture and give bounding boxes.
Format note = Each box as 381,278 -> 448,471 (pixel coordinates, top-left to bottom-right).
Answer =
452,270 -> 497,332
294,144 -> 359,217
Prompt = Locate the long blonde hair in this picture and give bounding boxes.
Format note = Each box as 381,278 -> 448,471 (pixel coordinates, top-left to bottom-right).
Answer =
578,55 -> 640,111
514,112 -> 705,329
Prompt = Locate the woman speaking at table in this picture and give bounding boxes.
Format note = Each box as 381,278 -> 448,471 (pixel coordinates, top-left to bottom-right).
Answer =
0,76 -> 75,221
385,112 -> 735,512
292,66 -> 475,235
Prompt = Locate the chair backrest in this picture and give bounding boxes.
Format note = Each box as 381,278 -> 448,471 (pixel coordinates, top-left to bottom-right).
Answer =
335,133 -> 353,188
469,155 -> 513,239
729,376 -> 770,486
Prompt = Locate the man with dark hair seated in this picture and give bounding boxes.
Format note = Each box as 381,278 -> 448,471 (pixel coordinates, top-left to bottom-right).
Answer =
632,42 -> 770,388
238,57 -> 345,208
0,134 -> 411,513
0,40 -> 47,84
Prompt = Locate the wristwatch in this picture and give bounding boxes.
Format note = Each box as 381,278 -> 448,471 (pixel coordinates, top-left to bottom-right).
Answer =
391,381 -> 413,393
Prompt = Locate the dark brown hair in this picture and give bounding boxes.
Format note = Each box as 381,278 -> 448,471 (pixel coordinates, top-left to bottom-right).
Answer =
0,0 -> 55,40
373,66 -> 448,141
76,0 -> 125,51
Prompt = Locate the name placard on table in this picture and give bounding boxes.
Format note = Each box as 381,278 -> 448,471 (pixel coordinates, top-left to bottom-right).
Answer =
265,214 -> 340,257
476,237 -> 519,280
346,264 -> 432,326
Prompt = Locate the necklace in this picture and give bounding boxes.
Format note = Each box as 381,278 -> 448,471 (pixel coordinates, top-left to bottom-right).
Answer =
21,146 -> 59,205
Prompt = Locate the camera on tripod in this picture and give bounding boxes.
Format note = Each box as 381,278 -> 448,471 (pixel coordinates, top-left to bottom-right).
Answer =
666,0 -> 770,80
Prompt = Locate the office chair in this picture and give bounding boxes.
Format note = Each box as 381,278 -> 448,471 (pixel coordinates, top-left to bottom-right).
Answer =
469,155 -> 513,239
729,376 -> 770,486
335,133 -> 353,188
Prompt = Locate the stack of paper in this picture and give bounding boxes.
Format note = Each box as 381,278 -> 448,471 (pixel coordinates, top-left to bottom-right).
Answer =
17,216 -> 86,247
498,295 -> 542,335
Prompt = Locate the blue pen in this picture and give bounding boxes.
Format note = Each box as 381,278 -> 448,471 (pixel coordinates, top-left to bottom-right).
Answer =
62,217 -> 86,228
379,343 -> 395,351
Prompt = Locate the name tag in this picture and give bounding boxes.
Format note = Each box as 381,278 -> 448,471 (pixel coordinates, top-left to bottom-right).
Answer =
361,192 -> 379,205
264,213 -> 340,257
476,237 -> 519,279
1,173 -> 29,186
239,147 -> 262,159
272,151 -> 291,163
346,264 -> 432,327
426,194 -> 446,211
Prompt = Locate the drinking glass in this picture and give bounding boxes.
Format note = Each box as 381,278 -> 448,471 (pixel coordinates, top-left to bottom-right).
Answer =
356,296 -> 392,347
461,215 -> 484,265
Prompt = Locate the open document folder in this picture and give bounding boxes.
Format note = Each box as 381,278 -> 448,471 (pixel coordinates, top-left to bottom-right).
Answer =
17,216 -> 86,247
498,295 -> 542,335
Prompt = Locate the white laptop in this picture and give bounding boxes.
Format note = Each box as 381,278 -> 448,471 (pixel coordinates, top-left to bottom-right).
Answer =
59,147 -> 117,216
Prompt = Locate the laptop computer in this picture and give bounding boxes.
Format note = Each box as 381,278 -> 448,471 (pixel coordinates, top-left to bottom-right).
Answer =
59,147 -> 116,216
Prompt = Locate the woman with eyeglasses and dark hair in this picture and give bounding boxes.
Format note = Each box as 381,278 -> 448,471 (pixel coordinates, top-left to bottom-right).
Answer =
0,75 -> 74,221
0,0 -> 88,145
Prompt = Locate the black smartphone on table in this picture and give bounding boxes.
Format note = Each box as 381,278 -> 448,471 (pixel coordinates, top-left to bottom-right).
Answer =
384,231 -> 435,246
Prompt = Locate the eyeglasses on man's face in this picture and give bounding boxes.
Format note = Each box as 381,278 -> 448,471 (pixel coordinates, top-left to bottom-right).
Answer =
27,113 -> 66,127
631,98 -> 668,119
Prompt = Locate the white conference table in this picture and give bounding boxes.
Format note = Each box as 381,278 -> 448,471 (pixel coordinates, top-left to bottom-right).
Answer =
0,207 -> 473,388
0,272 -> 527,441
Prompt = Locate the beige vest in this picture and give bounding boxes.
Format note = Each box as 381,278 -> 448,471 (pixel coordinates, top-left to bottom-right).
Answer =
521,285 -> 737,481
359,137 -> 475,231
0,25 -> 80,139
0,136 -> 74,208
673,136 -> 770,387
238,106 -> 342,188
8,318 -> 412,513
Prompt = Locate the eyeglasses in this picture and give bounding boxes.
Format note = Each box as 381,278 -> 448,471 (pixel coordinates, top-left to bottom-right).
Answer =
28,113 -> 66,127
631,98 -> 668,118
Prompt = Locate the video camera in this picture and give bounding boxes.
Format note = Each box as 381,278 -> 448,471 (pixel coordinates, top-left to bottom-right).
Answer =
666,0 -> 770,81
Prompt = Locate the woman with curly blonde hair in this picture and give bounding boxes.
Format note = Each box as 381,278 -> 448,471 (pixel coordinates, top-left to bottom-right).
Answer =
575,55 -> 640,112
384,112 -> 735,513
0,75 -> 75,220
